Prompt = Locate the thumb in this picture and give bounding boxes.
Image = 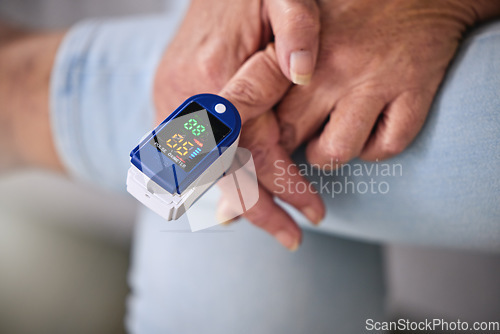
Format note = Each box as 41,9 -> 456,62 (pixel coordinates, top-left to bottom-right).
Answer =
219,44 -> 291,125
266,0 -> 320,85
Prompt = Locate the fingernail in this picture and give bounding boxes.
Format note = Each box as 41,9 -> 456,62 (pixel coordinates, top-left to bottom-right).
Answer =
302,207 -> 322,225
276,230 -> 299,251
290,50 -> 313,85
216,200 -> 237,224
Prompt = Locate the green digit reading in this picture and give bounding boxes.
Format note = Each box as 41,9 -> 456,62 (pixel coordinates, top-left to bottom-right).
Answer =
193,124 -> 206,136
184,119 -> 197,131
184,118 -> 206,136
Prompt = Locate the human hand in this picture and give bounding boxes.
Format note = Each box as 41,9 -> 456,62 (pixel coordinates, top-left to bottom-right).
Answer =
214,44 -> 325,250
153,0 -> 325,249
277,0 -> 492,165
154,0 -> 321,125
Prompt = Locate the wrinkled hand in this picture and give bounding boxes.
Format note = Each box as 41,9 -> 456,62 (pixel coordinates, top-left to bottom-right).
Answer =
155,0 -> 321,124
153,0 -> 325,250
277,0 -> 485,166
217,45 -> 325,250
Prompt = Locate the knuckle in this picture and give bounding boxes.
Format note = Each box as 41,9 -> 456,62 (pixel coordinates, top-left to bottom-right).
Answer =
250,146 -> 274,175
320,140 -> 357,163
378,139 -> 406,158
245,207 -> 271,229
195,40 -> 235,89
197,54 -> 224,88
223,77 -> 264,107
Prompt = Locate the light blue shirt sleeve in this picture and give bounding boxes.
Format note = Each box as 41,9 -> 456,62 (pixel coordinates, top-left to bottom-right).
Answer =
50,13 -> 186,191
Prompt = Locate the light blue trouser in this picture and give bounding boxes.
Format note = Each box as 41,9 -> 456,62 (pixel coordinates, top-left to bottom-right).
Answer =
126,22 -> 500,333
51,14 -> 500,334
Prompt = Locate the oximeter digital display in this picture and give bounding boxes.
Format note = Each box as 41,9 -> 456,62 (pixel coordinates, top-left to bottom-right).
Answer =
126,94 -> 241,221
149,101 -> 231,172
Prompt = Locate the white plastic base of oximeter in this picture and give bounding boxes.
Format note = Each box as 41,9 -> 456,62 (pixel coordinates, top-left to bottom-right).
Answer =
126,164 -> 193,220
126,135 -> 240,222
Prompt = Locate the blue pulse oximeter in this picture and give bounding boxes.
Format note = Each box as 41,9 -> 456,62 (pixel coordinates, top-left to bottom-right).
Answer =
126,94 -> 242,220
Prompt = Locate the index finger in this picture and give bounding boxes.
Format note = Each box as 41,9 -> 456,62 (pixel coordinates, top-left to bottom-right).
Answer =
219,44 -> 291,125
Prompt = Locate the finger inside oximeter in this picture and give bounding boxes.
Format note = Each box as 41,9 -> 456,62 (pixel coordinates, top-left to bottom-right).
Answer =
126,94 -> 241,221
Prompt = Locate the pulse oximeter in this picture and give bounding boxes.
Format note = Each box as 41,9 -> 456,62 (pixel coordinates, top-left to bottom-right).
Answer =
126,94 -> 241,220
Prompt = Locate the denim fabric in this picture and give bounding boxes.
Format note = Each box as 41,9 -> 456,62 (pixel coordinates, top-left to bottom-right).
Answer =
50,13 -> 186,191
50,14 -> 500,334
288,21 -> 500,251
